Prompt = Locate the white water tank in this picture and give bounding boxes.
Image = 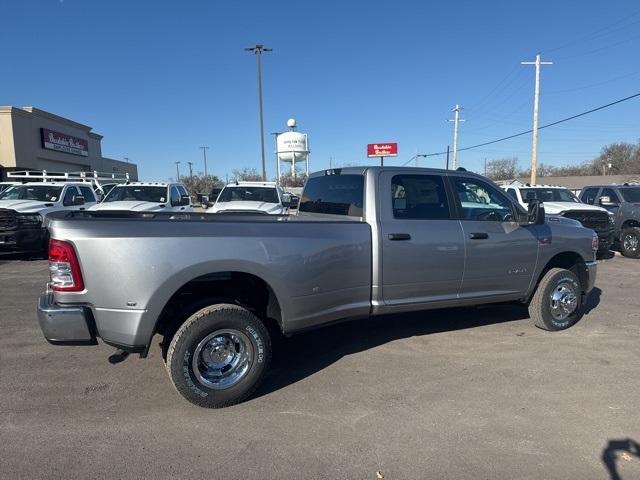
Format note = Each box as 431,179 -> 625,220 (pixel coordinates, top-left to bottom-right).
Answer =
277,131 -> 308,163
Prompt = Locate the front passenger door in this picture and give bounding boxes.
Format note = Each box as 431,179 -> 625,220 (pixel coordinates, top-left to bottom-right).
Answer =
451,176 -> 538,299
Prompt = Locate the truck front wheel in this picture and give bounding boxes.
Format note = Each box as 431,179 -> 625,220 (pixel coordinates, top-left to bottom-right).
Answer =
166,303 -> 271,408
528,268 -> 582,331
620,227 -> 640,258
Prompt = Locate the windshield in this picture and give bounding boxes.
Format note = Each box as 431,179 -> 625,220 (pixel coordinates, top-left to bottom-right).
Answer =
520,188 -> 579,203
103,186 -> 167,203
620,187 -> 640,203
217,186 -> 279,204
0,185 -> 63,202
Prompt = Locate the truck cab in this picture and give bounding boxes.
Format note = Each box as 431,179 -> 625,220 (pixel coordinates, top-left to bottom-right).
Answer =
580,183 -> 640,258
502,183 -> 614,254
0,182 -> 96,251
207,181 -> 293,214
89,182 -> 193,213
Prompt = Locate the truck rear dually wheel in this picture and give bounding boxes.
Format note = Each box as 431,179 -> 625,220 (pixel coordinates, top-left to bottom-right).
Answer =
529,268 -> 582,331
166,303 -> 271,408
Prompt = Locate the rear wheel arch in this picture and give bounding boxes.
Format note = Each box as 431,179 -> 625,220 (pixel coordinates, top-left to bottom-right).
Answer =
150,271 -> 283,358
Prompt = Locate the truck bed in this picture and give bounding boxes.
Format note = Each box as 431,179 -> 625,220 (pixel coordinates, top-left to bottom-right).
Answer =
45,210 -> 373,346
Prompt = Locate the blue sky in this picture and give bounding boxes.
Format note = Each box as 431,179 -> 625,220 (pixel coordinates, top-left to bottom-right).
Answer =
1,0 -> 639,181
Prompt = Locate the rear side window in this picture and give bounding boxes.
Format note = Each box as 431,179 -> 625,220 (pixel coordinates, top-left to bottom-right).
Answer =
391,175 -> 451,219
581,188 -> 599,205
78,185 -> 96,202
299,174 -> 364,216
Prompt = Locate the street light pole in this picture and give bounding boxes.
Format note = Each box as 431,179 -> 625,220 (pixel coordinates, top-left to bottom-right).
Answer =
245,44 -> 272,181
199,146 -> 210,177
187,161 -> 194,178
271,132 -> 281,185
175,161 -> 181,181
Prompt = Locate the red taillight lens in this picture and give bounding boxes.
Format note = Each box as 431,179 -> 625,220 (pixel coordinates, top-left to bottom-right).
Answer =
48,239 -> 85,292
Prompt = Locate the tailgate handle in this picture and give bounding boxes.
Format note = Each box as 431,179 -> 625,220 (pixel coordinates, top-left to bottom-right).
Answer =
469,232 -> 489,239
388,233 -> 411,241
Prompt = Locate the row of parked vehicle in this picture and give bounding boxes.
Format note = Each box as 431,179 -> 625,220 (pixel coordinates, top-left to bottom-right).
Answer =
0,170 -> 299,252
501,182 -> 640,258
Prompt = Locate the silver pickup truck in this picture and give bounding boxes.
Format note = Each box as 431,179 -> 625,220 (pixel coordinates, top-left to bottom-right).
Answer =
37,167 -> 598,408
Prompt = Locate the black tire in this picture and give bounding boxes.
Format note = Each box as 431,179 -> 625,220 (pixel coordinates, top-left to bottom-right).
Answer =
528,268 -> 582,331
620,227 -> 640,259
166,303 -> 271,408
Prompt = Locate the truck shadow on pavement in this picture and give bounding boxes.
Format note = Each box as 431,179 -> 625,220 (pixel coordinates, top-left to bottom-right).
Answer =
602,438 -> 640,480
256,287 -> 602,399
0,251 -> 46,262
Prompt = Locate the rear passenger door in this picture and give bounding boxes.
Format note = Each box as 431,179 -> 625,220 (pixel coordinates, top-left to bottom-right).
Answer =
450,176 -> 538,299
379,171 -> 465,306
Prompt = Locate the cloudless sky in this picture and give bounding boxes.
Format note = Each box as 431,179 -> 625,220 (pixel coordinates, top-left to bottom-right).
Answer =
1,0 -> 639,181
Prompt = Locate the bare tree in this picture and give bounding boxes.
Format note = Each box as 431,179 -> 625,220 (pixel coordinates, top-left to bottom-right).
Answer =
179,174 -> 223,197
232,167 -> 262,182
485,157 -> 519,181
279,172 -> 307,188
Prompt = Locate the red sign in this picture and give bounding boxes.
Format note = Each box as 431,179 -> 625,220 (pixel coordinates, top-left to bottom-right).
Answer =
41,128 -> 89,157
367,143 -> 398,157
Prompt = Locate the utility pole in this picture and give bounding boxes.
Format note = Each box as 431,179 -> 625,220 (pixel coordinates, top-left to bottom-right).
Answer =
199,146 -> 209,177
329,156 -> 333,169
446,145 -> 450,170
270,132 -> 281,184
484,158 -> 487,176
187,161 -> 194,178
448,105 -> 465,169
245,44 -> 272,181
175,161 -> 181,181
522,53 -> 553,185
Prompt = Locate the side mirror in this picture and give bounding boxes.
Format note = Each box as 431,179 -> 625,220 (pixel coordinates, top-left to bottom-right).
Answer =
526,199 -> 545,225
599,196 -> 616,206
180,195 -> 191,206
290,196 -> 299,209
525,192 -> 537,203
281,193 -> 292,208
65,195 -> 85,207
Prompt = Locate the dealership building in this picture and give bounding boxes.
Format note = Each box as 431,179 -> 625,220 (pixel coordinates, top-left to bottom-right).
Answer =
0,106 -> 138,181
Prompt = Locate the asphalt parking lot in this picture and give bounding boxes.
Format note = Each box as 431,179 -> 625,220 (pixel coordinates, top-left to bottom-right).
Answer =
1,254 -> 639,479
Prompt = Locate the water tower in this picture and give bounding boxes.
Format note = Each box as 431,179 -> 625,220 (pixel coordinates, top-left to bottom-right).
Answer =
275,118 -> 310,182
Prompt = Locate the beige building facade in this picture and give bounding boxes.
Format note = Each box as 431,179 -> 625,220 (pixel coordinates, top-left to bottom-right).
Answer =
0,106 -> 138,181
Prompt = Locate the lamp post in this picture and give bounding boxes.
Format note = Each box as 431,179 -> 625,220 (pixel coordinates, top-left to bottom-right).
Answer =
245,44 -> 272,181
175,161 -> 181,181
271,132 -> 281,185
199,146 -> 210,177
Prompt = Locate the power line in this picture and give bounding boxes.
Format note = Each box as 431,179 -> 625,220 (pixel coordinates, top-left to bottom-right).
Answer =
397,92 -> 640,162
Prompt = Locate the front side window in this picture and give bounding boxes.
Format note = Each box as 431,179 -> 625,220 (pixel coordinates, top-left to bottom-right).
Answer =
601,188 -> 620,203
506,188 -> 518,200
580,188 -> 599,205
299,174 -> 364,217
170,186 -> 181,205
78,185 -> 96,202
62,187 -> 78,205
0,185 -> 63,202
103,186 -> 167,203
218,186 -> 279,204
620,187 -> 640,203
391,174 -> 451,220
452,177 -> 514,221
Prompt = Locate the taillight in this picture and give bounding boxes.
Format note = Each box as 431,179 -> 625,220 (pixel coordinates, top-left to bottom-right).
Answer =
48,239 -> 85,292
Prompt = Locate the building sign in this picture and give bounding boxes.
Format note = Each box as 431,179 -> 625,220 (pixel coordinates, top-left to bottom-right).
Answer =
367,143 -> 398,157
40,128 -> 89,157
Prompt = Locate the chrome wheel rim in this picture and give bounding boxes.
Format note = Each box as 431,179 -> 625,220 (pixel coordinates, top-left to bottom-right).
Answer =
623,233 -> 638,252
192,329 -> 253,389
549,281 -> 578,321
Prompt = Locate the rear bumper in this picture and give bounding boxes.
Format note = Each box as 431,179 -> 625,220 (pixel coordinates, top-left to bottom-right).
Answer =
0,226 -> 47,251
585,261 -> 597,294
36,293 -> 97,345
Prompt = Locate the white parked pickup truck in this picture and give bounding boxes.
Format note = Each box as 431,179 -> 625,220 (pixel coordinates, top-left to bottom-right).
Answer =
207,181 -> 295,214
502,183 -> 615,253
0,181 -> 97,251
89,182 -> 193,213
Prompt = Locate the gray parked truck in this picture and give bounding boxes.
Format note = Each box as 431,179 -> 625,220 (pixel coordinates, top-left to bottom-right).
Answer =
579,183 -> 640,258
37,167 -> 599,408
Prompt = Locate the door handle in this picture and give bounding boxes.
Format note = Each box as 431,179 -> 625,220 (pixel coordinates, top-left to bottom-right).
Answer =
469,232 -> 489,239
388,233 -> 411,241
